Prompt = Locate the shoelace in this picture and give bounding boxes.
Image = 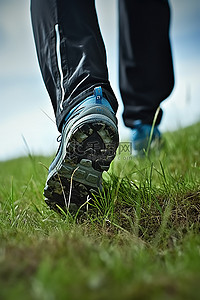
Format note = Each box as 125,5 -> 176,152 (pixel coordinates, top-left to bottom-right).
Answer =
57,134 -> 61,142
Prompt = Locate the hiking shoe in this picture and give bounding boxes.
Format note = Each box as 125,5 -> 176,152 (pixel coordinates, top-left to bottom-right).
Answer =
44,87 -> 119,212
132,122 -> 161,155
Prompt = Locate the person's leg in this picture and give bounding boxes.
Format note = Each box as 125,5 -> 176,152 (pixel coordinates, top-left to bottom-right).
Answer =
31,0 -> 118,132
119,0 -> 174,129
31,0 -> 119,211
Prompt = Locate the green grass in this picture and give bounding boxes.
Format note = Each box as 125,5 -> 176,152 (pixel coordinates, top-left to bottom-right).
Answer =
0,122 -> 200,300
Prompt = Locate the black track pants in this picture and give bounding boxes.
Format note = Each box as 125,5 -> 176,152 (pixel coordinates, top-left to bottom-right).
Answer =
119,0 -> 174,127
31,0 -> 174,132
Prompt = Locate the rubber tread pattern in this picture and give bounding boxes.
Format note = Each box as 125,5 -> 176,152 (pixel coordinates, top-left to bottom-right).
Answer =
44,119 -> 118,212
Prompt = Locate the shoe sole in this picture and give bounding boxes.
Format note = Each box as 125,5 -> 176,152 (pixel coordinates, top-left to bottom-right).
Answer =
44,114 -> 119,212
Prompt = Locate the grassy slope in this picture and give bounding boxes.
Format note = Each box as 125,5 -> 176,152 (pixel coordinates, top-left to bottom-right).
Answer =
0,122 -> 200,300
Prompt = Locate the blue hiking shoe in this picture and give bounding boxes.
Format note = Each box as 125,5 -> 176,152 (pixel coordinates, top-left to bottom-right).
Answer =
132,122 -> 161,155
44,87 -> 119,212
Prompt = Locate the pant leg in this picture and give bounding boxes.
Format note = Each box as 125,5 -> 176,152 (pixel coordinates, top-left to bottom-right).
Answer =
31,0 -> 118,132
119,0 -> 174,128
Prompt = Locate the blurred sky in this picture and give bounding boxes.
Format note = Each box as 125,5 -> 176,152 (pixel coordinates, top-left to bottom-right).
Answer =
0,0 -> 200,160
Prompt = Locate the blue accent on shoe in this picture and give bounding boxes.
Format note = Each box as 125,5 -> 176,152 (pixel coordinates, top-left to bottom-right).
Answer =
94,86 -> 103,104
64,87 -> 113,125
133,120 -> 142,127
132,123 -> 161,154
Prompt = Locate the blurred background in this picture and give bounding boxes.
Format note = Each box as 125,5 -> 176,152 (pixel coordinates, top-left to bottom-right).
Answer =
0,0 -> 199,161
